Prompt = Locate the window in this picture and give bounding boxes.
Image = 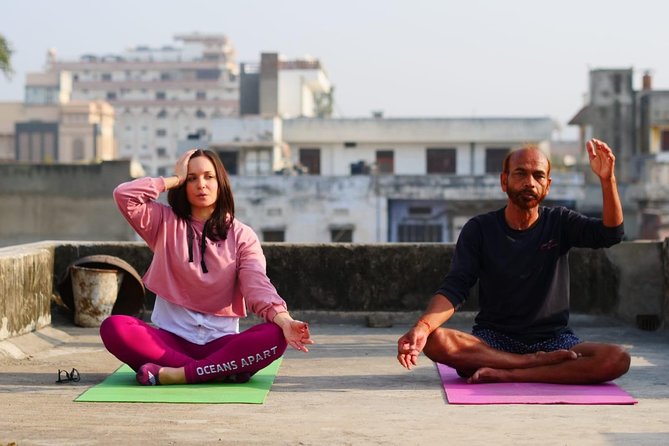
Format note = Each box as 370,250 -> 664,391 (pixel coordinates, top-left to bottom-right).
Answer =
195,109 -> 206,119
218,150 -> 238,175
245,149 -> 271,175
330,228 -> 353,243
299,148 -> 321,175
398,224 -> 443,242
344,141 -> 357,148
613,74 -> 622,94
157,109 -> 168,119
409,206 -> 432,216
156,91 -> 166,100
426,148 -> 456,174
72,139 -> 85,161
157,147 -> 167,157
156,129 -> 167,137
106,91 -> 117,100
350,160 -> 370,175
101,73 -> 112,81
196,91 -> 207,100
485,147 -> 510,174
376,150 -> 394,174
43,132 -> 56,161
662,130 -> 669,152
196,69 -> 221,80
18,133 -> 29,160
160,72 -> 171,81
157,167 -> 167,176
262,230 -> 285,242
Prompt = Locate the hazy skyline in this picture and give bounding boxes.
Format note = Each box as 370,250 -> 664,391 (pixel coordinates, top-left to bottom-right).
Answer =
2,0 -> 668,140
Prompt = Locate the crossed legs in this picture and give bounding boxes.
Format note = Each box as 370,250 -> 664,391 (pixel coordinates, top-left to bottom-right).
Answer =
100,315 -> 287,385
423,327 -> 630,384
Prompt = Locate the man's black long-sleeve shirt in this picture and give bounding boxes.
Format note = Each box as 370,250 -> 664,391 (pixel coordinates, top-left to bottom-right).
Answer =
436,206 -> 624,343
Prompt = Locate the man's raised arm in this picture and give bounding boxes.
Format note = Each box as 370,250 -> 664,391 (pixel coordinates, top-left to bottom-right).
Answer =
587,138 -> 623,227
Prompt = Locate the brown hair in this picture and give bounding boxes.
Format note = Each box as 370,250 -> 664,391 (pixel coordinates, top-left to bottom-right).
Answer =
502,144 -> 551,176
167,149 -> 235,240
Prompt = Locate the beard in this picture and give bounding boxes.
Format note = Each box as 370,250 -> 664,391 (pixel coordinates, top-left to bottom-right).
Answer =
506,187 -> 546,209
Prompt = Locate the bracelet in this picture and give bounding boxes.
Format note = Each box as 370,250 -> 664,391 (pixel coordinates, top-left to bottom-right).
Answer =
417,319 -> 431,331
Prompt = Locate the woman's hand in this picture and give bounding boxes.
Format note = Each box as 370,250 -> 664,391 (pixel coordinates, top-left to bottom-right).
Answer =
174,149 -> 196,186
273,312 -> 314,352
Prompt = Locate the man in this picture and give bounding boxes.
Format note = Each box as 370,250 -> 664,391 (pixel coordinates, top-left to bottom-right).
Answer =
397,139 -> 630,384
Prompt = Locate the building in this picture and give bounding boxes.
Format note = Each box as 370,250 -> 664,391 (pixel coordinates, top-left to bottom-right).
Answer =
208,116 -> 287,175
283,117 -> 554,175
34,33 -> 239,176
569,68 -> 669,239
0,97 -> 115,163
239,53 -> 333,119
184,52 -> 332,175
33,38 -> 334,176
569,68 -> 669,181
204,115 -> 581,244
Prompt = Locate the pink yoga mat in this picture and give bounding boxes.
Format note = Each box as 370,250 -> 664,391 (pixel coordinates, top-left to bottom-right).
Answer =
437,363 -> 637,405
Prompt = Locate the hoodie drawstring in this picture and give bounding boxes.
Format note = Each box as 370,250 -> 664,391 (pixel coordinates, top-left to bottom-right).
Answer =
187,224 -> 194,263
187,223 -> 208,273
200,225 -> 209,273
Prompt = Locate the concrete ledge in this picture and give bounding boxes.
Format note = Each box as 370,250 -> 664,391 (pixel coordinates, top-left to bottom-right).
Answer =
0,240 -> 667,341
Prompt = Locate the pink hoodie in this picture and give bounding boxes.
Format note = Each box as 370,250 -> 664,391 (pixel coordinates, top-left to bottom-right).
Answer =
113,177 -> 287,322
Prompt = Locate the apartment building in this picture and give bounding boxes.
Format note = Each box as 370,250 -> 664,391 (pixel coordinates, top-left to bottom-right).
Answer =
29,33 -> 239,175
0,71 -> 115,163
182,52 -> 333,174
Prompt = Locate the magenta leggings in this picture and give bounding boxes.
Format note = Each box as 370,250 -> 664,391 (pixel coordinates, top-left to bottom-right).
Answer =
100,315 -> 287,383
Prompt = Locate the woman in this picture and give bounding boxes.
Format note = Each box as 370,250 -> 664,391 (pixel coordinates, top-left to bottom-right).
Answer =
101,149 -> 313,385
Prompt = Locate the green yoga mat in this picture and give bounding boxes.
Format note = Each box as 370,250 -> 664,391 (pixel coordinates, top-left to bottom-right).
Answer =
75,358 -> 282,404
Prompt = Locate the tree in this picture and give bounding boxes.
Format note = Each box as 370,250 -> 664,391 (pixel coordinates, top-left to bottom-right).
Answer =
0,34 -> 13,79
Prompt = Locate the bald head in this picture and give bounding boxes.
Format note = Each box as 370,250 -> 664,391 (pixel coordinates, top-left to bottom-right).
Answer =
503,146 -> 551,177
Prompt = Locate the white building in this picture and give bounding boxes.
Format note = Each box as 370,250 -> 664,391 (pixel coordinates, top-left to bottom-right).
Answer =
1,70 -> 116,163
284,117 -> 554,175
238,53 -> 333,119
207,116 -> 287,176
212,116 -> 582,243
31,33 -> 239,176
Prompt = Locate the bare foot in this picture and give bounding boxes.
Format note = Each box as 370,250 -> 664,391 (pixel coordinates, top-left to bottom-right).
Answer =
157,366 -> 187,385
525,349 -> 578,368
467,367 -> 510,384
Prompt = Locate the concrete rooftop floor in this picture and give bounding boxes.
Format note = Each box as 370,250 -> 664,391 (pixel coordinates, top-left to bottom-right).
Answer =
0,313 -> 668,446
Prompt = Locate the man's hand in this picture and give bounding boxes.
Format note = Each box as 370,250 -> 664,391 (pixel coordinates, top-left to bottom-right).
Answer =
273,312 -> 314,353
587,138 -> 616,181
397,325 -> 430,370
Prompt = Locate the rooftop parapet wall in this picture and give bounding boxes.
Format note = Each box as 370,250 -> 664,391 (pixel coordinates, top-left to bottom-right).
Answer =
0,241 -> 667,341
0,161 -> 136,247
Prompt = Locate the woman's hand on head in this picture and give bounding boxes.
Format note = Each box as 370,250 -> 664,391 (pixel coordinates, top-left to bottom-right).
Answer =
174,149 -> 196,185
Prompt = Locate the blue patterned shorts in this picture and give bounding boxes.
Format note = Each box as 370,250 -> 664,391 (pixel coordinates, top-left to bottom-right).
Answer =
472,327 -> 582,354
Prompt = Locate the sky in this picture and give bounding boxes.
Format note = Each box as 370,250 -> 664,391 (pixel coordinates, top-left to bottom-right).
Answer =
2,0 -> 669,140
